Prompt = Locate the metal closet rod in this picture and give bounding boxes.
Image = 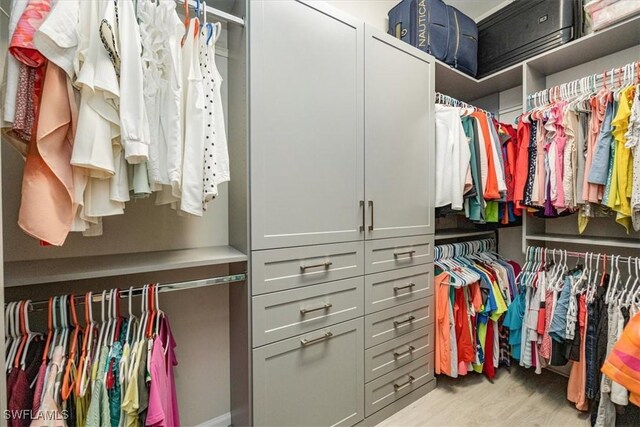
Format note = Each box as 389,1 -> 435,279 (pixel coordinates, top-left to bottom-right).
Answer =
177,0 -> 245,26
12,273 -> 247,309
528,246 -> 639,265
435,91 -> 494,117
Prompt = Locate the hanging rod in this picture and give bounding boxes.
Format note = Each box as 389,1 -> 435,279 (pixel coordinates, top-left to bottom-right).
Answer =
11,273 -> 247,309
527,59 -> 639,110
435,91 -> 495,117
176,0 -> 245,26
527,246 -> 639,265
435,237 -> 496,260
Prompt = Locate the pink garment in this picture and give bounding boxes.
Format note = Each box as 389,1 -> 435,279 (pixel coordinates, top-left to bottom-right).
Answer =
31,346 -> 65,427
553,103 -> 567,208
8,0 -> 51,67
146,317 -> 180,427
539,291 -> 554,360
535,119 -> 547,206
18,62 -> 76,246
31,363 -> 47,415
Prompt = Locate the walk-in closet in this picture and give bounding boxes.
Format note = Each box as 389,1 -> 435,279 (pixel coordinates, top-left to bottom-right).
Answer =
1,0 -> 640,426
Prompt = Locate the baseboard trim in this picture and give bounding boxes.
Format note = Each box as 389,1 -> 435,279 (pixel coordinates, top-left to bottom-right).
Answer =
355,378 -> 437,427
196,412 -> 232,427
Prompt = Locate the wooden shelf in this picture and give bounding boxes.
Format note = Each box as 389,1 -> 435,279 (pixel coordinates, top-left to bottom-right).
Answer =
434,15 -> 640,102
4,245 -> 248,287
525,233 -> 640,249
435,229 -> 496,241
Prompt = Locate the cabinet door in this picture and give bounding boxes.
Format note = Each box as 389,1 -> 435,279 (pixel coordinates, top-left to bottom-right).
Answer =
364,26 -> 435,240
253,318 -> 365,427
250,1 -> 364,250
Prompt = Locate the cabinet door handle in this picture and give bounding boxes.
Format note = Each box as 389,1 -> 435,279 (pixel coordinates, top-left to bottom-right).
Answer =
394,250 -> 416,258
300,262 -> 332,271
393,283 -> 416,293
359,200 -> 365,232
300,331 -> 333,346
393,315 -> 415,327
368,201 -> 374,232
300,303 -> 333,315
393,345 -> 415,358
393,375 -> 415,391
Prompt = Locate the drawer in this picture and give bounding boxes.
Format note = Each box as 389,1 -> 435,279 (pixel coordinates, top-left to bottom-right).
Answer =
253,277 -> 364,347
364,297 -> 433,348
253,318 -> 365,427
252,241 -> 364,295
365,264 -> 433,314
365,236 -> 433,274
365,353 -> 434,417
364,327 -> 433,382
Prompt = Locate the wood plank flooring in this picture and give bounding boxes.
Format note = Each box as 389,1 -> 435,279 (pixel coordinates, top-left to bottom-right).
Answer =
377,366 -> 591,426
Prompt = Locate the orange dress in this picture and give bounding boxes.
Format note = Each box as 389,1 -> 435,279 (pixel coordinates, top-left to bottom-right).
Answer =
435,272 -> 452,376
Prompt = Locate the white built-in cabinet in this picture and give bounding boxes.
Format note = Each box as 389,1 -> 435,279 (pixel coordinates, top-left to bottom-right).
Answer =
250,0 -> 364,250
249,1 -> 436,426
250,1 -> 435,251
364,28 -> 435,240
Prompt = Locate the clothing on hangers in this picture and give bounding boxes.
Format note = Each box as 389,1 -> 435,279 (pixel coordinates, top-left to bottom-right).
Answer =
515,63 -> 640,232
0,0 -> 231,245
434,239 -> 520,380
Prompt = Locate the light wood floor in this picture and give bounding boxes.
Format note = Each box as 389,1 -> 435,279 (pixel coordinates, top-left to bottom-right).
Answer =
377,366 -> 591,426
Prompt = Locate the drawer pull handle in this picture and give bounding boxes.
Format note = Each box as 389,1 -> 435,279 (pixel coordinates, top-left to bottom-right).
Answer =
368,201 -> 374,232
300,262 -> 333,271
393,283 -> 416,293
393,315 -> 415,327
393,375 -> 415,391
300,303 -> 333,315
300,331 -> 333,346
393,345 -> 416,358
360,200 -> 365,232
394,250 -> 416,258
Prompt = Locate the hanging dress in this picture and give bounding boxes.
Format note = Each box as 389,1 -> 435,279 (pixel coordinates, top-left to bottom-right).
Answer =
199,24 -> 230,206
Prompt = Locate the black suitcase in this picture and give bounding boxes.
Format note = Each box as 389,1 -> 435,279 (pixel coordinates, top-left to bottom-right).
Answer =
477,0 -> 583,78
388,0 -> 478,77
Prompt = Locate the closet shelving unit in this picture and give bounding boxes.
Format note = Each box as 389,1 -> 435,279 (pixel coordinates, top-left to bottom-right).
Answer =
0,0 -> 249,425
435,14 -> 640,101
434,229 -> 495,241
434,14 -> 640,253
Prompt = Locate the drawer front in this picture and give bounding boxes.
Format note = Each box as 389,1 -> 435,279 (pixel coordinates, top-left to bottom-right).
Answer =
253,277 -> 364,347
253,318 -> 365,427
365,353 -> 434,417
365,264 -> 433,314
364,327 -> 433,382
365,236 -> 433,274
364,297 -> 433,348
252,241 -> 364,295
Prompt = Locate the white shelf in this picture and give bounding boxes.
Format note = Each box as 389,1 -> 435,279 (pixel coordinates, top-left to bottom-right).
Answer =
525,233 -> 640,249
435,60 -> 523,102
435,229 -> 496,241
526,15 -> 640,76
4,245 -> 248,287
434,14 -> 640,102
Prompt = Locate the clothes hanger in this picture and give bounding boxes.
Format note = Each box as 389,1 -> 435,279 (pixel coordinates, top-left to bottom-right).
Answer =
12,301 -> 29,372
125,287 -> 138,347
4,302 -> 16,372
49,297 -> 60,360
76,292 -> 93,397
62,295 -> 81,401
